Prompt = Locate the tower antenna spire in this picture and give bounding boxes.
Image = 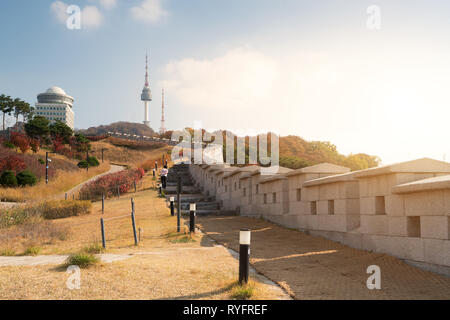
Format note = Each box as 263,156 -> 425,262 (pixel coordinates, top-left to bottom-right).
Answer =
141,52 -> 152,127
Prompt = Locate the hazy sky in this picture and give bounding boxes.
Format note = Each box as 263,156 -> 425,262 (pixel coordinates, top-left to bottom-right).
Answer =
1,0 -> 450,164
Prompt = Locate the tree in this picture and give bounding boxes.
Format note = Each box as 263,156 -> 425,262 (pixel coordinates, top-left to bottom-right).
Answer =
25,116 -> 50,142
49,121 -> 73,144
0,94 -> 13,131
72,133 -> 91,152
13,99 -> 32,124
10,132 -> 30,153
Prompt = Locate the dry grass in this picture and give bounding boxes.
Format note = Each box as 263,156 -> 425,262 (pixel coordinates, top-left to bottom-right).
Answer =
0,177 -> 288,300
90,139 -> 171,167
0,163 -> 110,203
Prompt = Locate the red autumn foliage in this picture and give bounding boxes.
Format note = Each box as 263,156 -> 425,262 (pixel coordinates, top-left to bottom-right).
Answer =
79,168 -> 145,200
10,132 -> 30,153
0,155 -> 26,173
29,138 -> 40,153
52,135 -> 65,153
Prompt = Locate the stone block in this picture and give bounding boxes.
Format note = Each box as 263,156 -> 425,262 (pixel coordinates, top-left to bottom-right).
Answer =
420,216 -> 450,240
385,194 -> 405,216
388,216 -> 420,237
360,215 -> 388,235
405,191 -> 446,216
335,199 -> 360,215
423,239 -> 450,267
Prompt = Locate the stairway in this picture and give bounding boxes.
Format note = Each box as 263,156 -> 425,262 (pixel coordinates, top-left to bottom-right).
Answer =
164,164 -> 236,216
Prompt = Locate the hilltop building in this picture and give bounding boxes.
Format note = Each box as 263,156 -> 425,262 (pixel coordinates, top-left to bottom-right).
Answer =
35,86 -> 75,129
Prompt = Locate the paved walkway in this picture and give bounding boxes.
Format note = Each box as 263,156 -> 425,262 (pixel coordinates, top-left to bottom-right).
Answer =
197,216 -> 450,300
0,254 -> 131,267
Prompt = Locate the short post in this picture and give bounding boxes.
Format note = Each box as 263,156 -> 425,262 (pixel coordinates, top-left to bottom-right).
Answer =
131,210 -> 138,246
189,203 -> 196,234
117,185 -> 120,198
239,229 -> 251,285
170,196 -> 175,216
65,193 -> 67,200
101,218 -> 106,249
152,169 -> 155,177
131,197 -> 135,213
176,176 -> 182,232
72,194 -> 75,200
158,183 -> 162,195
102,194 -> 105,214
134,180 -> 137,192
138,228 -> 142,242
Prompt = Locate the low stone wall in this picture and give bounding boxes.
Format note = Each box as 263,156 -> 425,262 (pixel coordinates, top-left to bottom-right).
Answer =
189,158 -> 450,276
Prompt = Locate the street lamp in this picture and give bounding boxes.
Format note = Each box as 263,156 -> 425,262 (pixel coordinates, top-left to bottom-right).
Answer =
189,203 -> 196,233
45,151 -> 56,184
239,228 -> 251,285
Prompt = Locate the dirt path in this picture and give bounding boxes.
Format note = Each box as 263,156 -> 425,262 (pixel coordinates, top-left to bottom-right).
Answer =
197,216 -> 450,300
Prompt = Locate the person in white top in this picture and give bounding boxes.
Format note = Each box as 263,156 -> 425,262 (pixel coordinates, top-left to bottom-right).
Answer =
160,165 -> 168,189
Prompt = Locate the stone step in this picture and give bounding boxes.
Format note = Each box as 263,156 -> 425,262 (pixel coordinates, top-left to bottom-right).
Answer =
180,202 -> 220,210
181,209 -> 236,216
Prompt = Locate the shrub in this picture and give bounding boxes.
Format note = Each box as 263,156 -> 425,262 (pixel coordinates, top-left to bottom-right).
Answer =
0,155 -> 26,173
38,158 -> 45,164
10,132 -> 30,153
64,253 -> 99,268
1,170 -> 18,187
40,200 -> 92,220
0,208 -> 30,228
77,160 -> 88,168
2,141 -> 15,149
16,170 -> 37,187
87,156 -> 100,167
29,139 -> 40,153
23,246 -> 41,256
230,282 -> 255,300
82,242 -> 104,254
79,168 -> 145,200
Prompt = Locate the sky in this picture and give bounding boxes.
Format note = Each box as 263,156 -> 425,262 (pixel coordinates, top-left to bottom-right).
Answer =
1,0 -> 450,165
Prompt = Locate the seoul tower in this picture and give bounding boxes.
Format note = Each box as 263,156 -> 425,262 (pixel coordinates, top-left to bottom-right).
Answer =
159,89 -> 166,135
141,54 -> 152,127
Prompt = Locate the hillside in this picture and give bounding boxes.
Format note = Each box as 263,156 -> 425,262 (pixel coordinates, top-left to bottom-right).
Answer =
179,129 -> 381,171
278,135 -> 380,171
79,122 -> 156,137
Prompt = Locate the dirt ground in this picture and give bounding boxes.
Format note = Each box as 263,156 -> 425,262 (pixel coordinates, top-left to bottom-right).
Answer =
0,181 -> 289,300
196,216 -> 450,300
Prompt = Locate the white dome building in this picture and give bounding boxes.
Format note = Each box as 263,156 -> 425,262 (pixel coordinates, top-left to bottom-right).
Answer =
35,86 -> 75,129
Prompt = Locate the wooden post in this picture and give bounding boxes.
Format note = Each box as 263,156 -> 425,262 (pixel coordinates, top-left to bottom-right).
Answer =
134,180 -> 137,193
101,218 -> 106,249
131,211 -> 138,245
117,185 -> 120,199
65,193 -> 67,200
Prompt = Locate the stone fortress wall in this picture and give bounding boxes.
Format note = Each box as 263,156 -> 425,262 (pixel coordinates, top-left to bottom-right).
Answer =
189,158 -> 450,276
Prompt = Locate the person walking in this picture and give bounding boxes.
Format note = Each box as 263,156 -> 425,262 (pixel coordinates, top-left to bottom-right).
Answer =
160,165 -> 168,189
155,160 -> 158,171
